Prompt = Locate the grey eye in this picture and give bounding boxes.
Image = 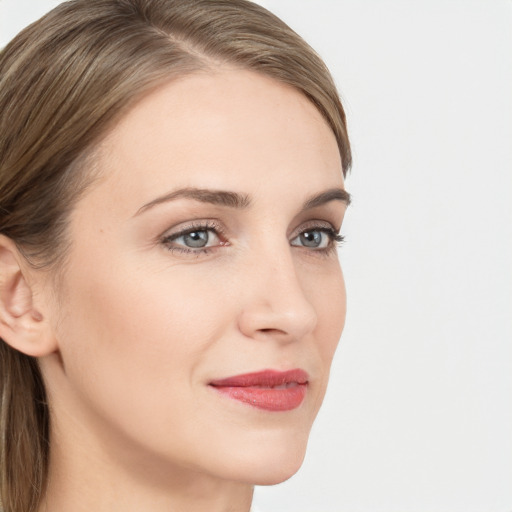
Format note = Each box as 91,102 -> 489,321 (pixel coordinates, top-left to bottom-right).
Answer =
162,224 -> 223,253
291,230 -> 330,249
181,230 -> 210,248
300,231 -> 323,247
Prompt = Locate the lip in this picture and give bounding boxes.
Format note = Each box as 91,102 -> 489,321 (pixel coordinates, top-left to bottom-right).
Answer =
209,369 -> 309,411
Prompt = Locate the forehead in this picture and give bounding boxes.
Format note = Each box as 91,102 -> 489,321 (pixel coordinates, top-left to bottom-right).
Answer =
89,69 -> 343,212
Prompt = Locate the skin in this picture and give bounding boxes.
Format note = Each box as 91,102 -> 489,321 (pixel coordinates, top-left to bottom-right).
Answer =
24,69 -> 348,511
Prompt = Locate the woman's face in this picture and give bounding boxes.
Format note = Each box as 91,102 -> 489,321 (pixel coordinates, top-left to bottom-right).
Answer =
42,69 -> 348,486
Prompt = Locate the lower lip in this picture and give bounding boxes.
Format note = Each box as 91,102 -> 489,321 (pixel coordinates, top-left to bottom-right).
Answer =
211,384 -> 307,411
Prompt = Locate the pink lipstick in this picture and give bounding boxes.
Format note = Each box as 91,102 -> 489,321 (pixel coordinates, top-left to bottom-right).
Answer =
209,369 -> 308,411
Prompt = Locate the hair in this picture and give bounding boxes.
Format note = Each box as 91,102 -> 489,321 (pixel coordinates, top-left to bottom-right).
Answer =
0,0 -> 351,510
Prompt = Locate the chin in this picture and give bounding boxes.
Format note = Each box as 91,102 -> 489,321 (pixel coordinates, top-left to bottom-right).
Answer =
224,429 -> 310,486
249,457 -> 306,486
249,450 -> 307,486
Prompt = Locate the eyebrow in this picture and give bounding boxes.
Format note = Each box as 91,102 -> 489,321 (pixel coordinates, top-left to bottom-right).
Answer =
135,187 -> 251,216
135,186 -> 350,216
301,188 -> 351,210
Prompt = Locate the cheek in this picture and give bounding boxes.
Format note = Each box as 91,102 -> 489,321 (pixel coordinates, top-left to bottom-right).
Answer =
51,257 -> 245,479
307,261 -> 346,404
54,255 -> 228,423
294,260 -> 345,422
311,261 -> 346,357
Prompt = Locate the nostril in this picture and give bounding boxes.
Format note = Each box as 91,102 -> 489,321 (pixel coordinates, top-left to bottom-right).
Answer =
237,293 -> 317,342
258,327 -> 289,336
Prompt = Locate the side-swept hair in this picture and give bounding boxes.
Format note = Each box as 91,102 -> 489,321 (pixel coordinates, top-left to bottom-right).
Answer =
0,1 -> 351,510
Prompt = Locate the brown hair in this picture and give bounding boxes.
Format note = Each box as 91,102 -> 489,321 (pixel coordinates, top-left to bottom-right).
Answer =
0,1 -> 351,510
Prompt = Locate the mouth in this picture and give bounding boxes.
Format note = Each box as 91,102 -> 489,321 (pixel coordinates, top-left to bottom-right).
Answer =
209,369 -> 309,411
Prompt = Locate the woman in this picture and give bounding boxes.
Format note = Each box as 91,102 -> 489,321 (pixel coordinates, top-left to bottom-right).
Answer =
0,1 -> 351,511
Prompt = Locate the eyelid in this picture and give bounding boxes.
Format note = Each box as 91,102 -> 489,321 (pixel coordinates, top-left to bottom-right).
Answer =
290,219 -> 340,238
160,219 -> 224,240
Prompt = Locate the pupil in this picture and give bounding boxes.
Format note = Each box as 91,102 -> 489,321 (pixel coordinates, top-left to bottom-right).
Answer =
184,231 -> 208,248
301,231 -> 321,247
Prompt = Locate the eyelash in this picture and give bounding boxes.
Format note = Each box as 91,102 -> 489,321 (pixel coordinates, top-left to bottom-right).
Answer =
160,221 -> 345,256
161,220 -> 225,256
303,228 -> 345,255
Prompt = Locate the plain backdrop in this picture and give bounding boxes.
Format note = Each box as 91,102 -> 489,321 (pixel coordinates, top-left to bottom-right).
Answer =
1,1 -> 511,511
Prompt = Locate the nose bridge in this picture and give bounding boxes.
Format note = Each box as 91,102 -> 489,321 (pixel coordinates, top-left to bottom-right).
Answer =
238,239 -> 318,341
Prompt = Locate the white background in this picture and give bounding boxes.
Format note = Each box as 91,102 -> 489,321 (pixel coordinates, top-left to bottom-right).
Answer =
1,1 -> 511,511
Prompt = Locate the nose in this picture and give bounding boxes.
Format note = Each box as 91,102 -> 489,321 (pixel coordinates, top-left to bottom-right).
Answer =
237,249 -> 318,343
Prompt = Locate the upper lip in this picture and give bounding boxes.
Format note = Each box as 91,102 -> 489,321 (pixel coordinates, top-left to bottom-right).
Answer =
209,369 -> 309,388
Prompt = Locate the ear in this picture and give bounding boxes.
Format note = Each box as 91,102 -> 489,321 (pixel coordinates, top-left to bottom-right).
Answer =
0,235 -> 57,357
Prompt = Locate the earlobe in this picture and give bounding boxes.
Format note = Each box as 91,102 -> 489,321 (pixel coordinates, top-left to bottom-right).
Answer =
0,235 -> 56,357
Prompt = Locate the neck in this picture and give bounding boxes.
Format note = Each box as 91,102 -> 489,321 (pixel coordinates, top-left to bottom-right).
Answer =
41,436 -> 254,512
39,396 -> 254,512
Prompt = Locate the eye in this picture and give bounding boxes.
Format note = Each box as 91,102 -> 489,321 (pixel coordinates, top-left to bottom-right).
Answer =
291,229 -> 330,249
290,226 -> 344,250
161,221 -> 225,253
177,230 -> 217,248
